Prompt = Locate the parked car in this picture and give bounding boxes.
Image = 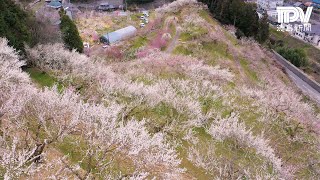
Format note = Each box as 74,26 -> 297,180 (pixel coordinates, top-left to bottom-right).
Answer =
108,5 -> 117,10
83,42 -> 90,49
96,3 -> 109,11
140,16 -> 146,20
142,11 -> 149,17
140,23 -> 145,27
45,0 -> 61,2
96,3 -> 117,11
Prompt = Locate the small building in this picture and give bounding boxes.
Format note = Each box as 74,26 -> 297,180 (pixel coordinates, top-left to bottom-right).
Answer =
100,26 -> 137,45
293,25 -> 306,39
305,25 -> 320,46
96,2 -> 122,11
267,10 -> 278,18
257,0 -> 284,10
293,2 -> 303,7
257,9 -> 279,22
291,24 -> 320,47
48,0 -> 62,9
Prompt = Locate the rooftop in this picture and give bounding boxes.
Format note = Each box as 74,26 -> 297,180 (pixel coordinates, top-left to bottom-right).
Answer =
48,0 -> 62,8
293,2 -> 303,7
97,0 -> 123,6
309,24 -> 320,35
101,25 -> 137,44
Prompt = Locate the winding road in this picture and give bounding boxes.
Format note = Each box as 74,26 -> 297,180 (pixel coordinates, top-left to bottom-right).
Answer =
286,68 -> 320,104
273,51 -> 320,105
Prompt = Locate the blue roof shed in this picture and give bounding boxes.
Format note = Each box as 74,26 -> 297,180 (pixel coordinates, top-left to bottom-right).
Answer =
100,26 -> 137,44
48,0 -> 62,8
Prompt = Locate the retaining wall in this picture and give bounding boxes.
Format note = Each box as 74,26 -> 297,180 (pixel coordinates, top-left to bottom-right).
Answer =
272,50 -> 320,93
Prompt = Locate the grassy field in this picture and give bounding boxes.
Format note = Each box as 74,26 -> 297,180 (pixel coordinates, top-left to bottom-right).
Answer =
239,57 -> 259,82
25,68 -> 63,90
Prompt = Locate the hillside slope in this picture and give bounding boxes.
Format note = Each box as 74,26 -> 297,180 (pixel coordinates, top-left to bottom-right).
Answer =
1,0 -> 320,179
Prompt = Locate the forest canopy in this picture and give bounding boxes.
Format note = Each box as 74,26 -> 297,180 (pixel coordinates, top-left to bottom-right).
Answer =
0,0 -> 32,54
198,0 -> 269,43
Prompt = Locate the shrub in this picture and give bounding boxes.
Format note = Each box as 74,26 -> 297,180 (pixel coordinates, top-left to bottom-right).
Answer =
235,29 -> 245,39
277,47 -> 308,67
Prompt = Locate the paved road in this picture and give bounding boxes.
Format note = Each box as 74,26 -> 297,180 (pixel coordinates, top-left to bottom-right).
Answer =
286,68 -> 320,104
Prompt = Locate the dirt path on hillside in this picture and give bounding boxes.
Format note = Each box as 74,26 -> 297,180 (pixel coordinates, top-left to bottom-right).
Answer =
230,47 -> 248,83
166,26 -> 181,53
164,16 -> 181,54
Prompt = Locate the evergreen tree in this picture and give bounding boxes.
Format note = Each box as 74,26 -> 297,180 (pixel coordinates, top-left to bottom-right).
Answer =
0,0 -> 31,54
59,9 -> 83,53
235,29 -> 245,39
229,0 -> 240,26
257,12 -> 269,43
203,0 -> 263,41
